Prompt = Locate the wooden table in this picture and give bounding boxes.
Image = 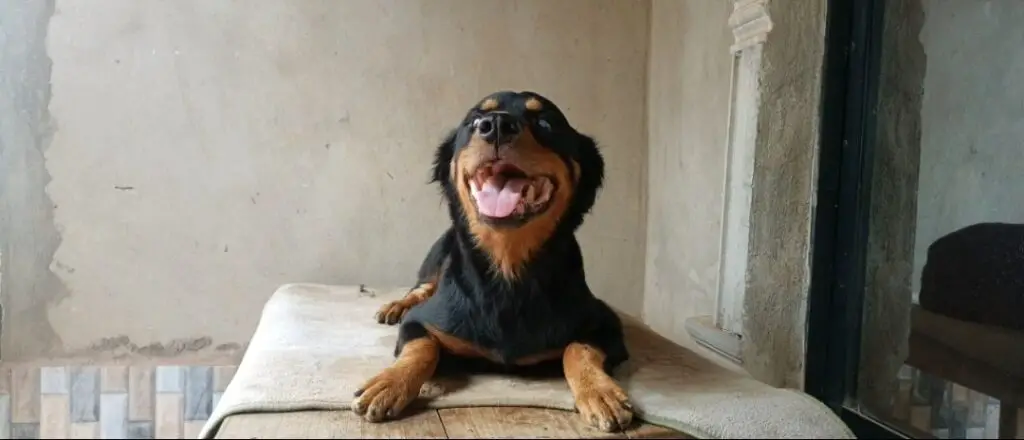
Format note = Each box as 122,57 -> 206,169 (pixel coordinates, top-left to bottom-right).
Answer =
214,406 -> 693,439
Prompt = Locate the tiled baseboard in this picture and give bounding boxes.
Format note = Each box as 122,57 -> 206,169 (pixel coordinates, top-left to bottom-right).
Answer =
0,363 -> 237,439
4,361 -> 1010,439
888,364 -> 1008,438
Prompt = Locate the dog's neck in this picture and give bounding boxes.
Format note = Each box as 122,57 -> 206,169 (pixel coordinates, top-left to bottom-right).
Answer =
455,223 -> 581,286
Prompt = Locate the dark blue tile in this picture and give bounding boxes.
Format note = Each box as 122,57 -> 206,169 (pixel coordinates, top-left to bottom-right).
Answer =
184,366 -> 212,421
949,402 -> 969,438
69,366 -> 100,422
928,379 -> 951,430
11,423 -> 39,439
911,369 -> 931,404
127,421 -> 154,439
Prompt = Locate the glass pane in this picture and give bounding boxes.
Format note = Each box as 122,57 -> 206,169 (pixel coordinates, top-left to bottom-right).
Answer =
855,1 -> 1024,438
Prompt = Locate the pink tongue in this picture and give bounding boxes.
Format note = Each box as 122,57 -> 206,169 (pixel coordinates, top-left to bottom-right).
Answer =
474,176 -> 528,218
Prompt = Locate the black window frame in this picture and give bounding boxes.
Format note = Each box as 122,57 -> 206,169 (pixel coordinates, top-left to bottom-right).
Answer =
805,0 -> 913,437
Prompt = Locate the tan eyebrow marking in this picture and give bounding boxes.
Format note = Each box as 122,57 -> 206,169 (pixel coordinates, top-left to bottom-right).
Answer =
479,98 -> 499,111
525,97 -> 543,111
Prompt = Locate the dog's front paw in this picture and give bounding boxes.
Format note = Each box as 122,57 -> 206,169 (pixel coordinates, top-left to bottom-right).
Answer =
352,368 -> 420,422
374,300 -> 410,325
573,378 -> 634,432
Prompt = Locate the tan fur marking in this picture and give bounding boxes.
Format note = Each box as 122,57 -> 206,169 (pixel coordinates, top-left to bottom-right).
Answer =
452,126 -> 574,280
424,325 -> 500,362
479,98 -> 499,111
525,97 -> 543,111
514,348 -> 564,366
563,342 -> 634,432
352,337 -> 440,422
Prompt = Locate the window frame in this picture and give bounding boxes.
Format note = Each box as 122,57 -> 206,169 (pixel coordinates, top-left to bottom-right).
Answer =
805,0 -> 913,437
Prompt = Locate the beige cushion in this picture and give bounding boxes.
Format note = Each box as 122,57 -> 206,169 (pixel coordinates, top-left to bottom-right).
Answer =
199,283 -> 855,439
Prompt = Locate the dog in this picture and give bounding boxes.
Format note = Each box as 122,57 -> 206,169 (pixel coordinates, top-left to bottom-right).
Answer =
352,91 -> 632,432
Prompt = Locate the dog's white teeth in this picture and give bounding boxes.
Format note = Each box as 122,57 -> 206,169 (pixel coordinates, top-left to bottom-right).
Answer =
525,184 -> 537,203
535,179 -> 553,204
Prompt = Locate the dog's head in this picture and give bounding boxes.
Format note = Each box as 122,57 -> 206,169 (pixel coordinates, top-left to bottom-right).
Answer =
431,91 -> 605,280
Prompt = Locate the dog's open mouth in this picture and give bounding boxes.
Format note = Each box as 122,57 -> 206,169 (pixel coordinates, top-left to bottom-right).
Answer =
468,161 -> 555,224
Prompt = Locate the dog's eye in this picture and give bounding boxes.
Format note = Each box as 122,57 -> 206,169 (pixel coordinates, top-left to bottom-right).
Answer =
537,119 -> 551,131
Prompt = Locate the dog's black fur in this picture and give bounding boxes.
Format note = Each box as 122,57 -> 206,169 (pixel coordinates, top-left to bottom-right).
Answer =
386,90 -> 629,376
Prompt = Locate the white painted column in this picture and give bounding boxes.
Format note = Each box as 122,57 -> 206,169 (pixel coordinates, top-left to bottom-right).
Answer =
715,0 -> 773,337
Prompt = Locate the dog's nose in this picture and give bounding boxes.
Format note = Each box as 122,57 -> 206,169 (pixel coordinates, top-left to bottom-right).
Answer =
476,113 -> 521,145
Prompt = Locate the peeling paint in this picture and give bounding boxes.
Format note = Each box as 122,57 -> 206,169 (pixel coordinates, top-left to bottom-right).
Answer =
215,342 -> 243,352
79,335 -> 223,358
0,0 -> 67,361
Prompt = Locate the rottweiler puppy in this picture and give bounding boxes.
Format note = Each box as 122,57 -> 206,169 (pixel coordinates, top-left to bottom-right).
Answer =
353,91 -> 632,432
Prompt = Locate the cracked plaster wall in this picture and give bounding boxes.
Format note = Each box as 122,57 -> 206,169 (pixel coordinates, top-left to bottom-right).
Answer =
0,0 -> 650,361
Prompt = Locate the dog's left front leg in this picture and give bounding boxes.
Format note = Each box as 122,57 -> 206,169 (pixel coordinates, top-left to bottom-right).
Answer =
353,321 -> 439,422
374,281 -> 437,325
563,342 -> 634,432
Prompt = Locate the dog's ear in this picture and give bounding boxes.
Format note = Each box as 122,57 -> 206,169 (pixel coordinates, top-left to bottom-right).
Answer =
569,132 -> 605,220
430,129 -> 458,185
